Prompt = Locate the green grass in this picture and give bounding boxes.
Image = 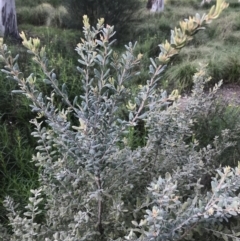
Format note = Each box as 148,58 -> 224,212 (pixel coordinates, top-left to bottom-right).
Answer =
0,123 -> 38,224
192,102 -> 240,167
163,62 -> 198,92
0,49 -> 37,225
16,0 -> 64,8
132,0 -> 240,92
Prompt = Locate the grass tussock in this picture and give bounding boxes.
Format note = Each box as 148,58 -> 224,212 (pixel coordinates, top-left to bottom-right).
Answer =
17,3 -> 68,28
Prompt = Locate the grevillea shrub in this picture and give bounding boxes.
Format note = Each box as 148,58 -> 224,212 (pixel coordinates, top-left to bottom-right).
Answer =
2,1 -> 240,240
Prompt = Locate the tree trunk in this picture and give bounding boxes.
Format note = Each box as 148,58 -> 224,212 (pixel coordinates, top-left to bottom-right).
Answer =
200,0 -> 212,6
0,0 -> 20,41
150,0 -> 164,13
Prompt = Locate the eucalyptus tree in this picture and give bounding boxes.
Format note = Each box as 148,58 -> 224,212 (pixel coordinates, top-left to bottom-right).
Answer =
0,0 -> 20,41
147,0 -> 164,12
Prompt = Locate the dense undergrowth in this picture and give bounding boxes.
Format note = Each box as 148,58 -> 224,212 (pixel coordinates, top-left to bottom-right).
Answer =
0,0 -> 240,240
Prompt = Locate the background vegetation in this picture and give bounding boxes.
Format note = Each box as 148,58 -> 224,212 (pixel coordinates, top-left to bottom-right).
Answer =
0,0 -> 240,239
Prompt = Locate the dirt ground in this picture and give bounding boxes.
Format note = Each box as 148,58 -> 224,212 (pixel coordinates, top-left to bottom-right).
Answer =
177,84 -> 240,110
217,84 -> 240,105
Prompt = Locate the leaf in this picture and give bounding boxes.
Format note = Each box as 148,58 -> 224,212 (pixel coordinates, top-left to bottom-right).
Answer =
229,210 -> 237,216
165,172 -> 171,181
73,96 -> 78,106
23,212 -> 32,217
11,90 -> 24,94
149,65 -> 155,74
131,221 -> 138,227
94,68 -> 101,78
1,69 -> 12,74
129,112 -> 134,121
77,66 -> 85,74
62,83 -> 68,96
78,59 -> 87,66
222,235 -> 229,241
96,54 -> 104,63
138,113 -> 148,120
51,72 -> 56,80
103,69 -> 110,79
43,79 -> 51,84
150,58 -> 157,69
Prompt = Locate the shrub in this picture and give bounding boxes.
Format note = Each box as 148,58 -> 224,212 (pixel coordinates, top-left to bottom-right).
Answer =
17,3 -> 68,28
2,1 -> 240,240
163,62 -> 198,92
191,101 -> 240,167
207,50 -> 240,85
62,0 -> 143,43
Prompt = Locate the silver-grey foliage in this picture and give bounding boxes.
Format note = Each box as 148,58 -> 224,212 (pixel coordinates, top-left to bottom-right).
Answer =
1,16 -> 240,241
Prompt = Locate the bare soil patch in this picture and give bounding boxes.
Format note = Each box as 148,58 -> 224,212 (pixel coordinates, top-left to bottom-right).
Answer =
178,84 -> 240,110
217,84 -> 240,105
